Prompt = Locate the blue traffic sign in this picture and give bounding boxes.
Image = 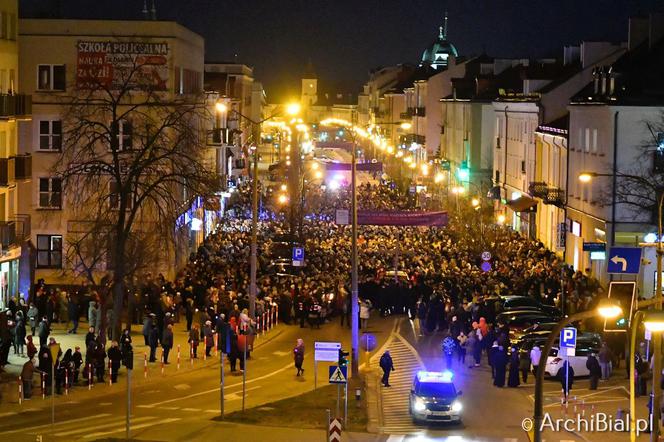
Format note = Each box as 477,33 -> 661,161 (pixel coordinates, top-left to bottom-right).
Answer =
292,246 -> 305,261
560,327 -> 577,349
329,365 -> 347,384
607,247 -> 642,274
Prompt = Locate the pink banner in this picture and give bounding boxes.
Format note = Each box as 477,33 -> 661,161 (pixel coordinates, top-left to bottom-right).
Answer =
336,210 -> 448,226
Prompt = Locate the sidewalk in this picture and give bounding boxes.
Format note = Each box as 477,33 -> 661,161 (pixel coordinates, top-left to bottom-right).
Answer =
0,315 -> 285,407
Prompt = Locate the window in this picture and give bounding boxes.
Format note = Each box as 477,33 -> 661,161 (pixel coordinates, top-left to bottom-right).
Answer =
109,181 -> 133,210
39,177 -> 62,208
584,128 -> 590,152
111,120 -> 133,151
592,129 -> 598,153
38,120 -> 62,151
36,234 -> 62,269
37,65 -> 66,91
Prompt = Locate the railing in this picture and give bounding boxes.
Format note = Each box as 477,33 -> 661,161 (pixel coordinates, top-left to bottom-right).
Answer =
0,221 -> 16,250
543,188 -> 566,207
0,94 -> 31,118
13,214 -> 30,242
529,182 -> 548,198
14,154 -> 31,180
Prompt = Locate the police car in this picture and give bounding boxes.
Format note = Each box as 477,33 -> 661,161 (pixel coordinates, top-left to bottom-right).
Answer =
409,371 -> 463,424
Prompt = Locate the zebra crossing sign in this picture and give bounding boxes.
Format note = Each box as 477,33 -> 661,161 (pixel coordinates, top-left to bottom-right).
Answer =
328,365 -> 347,384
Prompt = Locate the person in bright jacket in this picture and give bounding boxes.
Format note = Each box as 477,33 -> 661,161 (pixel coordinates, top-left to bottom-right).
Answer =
293,338 -> 305,376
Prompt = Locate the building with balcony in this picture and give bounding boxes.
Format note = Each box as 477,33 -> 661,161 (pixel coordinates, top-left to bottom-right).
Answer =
0,0 -> 31,308
566,14 -> 664,294
17,18 -> 205,287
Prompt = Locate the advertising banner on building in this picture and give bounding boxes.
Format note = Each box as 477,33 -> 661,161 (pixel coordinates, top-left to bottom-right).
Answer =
77,40 -> 169,91
326,162 -> 383,172
336,209 -> 447,227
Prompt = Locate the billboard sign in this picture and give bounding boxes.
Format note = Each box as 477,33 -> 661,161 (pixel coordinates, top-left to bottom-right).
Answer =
77,40 -> 169,91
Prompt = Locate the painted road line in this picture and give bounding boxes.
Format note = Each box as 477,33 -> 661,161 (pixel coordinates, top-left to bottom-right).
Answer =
54,416 -> 157,437
0,413 -> 112,434
83,417 -> 180,439
143,361 -> 292,407
0,412 -> 17,418
181,408 -> 201,412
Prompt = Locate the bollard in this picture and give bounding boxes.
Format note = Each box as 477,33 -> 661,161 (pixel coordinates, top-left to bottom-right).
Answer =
214,334 -> 218,356
190,342 -> 194,366
41,372 -> 45,399
581,399 -> 585,417
203,336 -> 207,361
177,344 -> 181,370
160,351 -> 164,375
65,369 -> 69,395
267,309 -> 271,330
88,363 -> 92,390
109,361 -> 113,386
18,376 -> 22,405
144,353 -> 148,379
262,313 -> 266,335
275,304 -> 279,325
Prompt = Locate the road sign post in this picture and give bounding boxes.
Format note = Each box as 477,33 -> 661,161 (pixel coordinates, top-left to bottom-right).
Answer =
607,247 -> 642,274
329,417 -> 342,442
292,246 -> 305,266
316,342 -> 342,390
560,327 -> 577,403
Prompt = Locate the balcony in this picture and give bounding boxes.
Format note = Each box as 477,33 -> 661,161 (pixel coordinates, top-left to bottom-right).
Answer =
13,214 -> 30,242
0,157 -> 15,186
14,154 -> 31,181
0,221 -> 16,250
528,182 -> 548,198
414,107 -> 426,117
543,188 -> 565,207
400,109 -> 414,119
0,94 -> 32,118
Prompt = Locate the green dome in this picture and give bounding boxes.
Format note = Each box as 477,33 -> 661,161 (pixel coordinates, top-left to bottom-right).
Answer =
420,14 -> 458,70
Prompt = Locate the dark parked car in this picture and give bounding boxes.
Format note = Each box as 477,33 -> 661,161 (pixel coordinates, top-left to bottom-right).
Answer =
498,296 -> 562,319
495,310 -> 554,341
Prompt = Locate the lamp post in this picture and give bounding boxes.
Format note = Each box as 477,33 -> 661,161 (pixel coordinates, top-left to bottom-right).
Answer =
533,298 -> 622,442
630,310 -> 664,442
217,102 -> 300,319
580,171 -> 664,441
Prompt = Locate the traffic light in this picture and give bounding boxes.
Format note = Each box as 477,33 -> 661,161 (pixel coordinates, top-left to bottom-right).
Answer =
338,349 -> 349,367
456,160 -> 470,181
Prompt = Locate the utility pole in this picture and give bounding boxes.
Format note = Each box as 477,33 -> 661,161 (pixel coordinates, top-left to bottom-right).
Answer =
351,126 -> 359,378
249,128 -> 259,319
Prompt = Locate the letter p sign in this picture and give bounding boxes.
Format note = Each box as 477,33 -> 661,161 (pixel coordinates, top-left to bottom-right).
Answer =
560,327 -> 577,349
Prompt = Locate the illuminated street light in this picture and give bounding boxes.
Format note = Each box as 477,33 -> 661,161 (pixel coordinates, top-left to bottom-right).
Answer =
400,122 -> 412,130
314,170 -> 323,179
311,162 -> 319,170
277,194 -> 288,204
497,214 -> 506,224
578,172 -> 595,183
408,162 -> 416,169
280,184 -> 287,192
420,164 -> 429,176
286,102 -> 301,116
451,186 -> 465,194
434,172 -> 444,184
471,198 -> 480,207
215,102 -> 227,113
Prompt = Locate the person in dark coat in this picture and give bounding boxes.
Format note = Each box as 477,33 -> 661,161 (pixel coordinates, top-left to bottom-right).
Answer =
67,295 -> 79,334
14,312 -> 26,356
493,346 -> 508,387
488,341 -> 499,379
107,341 -> 122,383
507,347 -> 520,387
119,328 -> 132,355
38,346 -> 53,394
586,353 -> 601,390
293,338 -> 305,376
560,360 -> 575,403
142,314 -> 154,346
72,346 -> 83,383
228,328 -> 244,372
148,323 -> 159,362
161,324 -> 173,364
379,350 -> 394,387
37,317 -> 50,347
85,327 -> 96,349
519,349 -> 531,383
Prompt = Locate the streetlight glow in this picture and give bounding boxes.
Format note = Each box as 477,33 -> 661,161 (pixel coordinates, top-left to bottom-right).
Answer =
314,170 -> 323,179
311,162 -> 319,170
286,102 -> 301,116
215,102 -> 227,113
277,194 -> 288,204
497,214 -> 506,224
597,304 -> 622,319
471,198 -> 480,207
400,122 -> 412,130
280,184 -> 287,192
578,172 -> 594,183
643,311 -> 664,331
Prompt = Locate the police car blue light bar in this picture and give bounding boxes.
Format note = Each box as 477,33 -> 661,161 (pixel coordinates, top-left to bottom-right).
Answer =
416,370 -> 454,382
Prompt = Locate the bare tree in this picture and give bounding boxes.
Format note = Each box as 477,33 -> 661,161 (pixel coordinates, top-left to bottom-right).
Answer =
49,53 -> 218,339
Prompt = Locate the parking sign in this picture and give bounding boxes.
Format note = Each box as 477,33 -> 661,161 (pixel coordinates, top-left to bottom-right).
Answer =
560,327 -> 577,349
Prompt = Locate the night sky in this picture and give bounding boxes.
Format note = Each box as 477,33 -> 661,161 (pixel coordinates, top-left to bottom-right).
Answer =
20,0 -> 662,102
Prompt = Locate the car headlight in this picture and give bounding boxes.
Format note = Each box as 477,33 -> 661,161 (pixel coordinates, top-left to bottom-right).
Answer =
413,397 -> 427,412
451,401 -> 462,412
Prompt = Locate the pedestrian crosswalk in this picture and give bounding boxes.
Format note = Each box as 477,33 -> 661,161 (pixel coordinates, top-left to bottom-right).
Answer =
370,333 -> 425,435
2,413 -> 181,440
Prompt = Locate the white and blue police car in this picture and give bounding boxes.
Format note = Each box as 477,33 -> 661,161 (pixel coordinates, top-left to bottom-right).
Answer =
409,370 -> 463,424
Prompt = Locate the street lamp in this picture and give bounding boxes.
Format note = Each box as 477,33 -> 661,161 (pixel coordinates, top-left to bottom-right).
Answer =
630,310 -> 664,442
471,198 -> 480,208
497,214 -> 506,225
533,298 -> 622,442
277,194 -> 288,205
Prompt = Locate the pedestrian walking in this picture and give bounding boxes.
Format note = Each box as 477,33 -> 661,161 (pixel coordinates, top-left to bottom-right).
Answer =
72,346 -> 83,383
120,328 -> 132,355
188,324 -> 200,358
560,360 -> 575,403
519,349 -> 531,383
598,342 -> 612,380
203,320 -> 214,357
456,332 -> 467,365
27,303 -> 38,336
379,350 -> 394,387
360,299 -> 371,329
489,341 -> 499,379
586,353 -> 601,390
507,347 -> 520,387
67,294 -> 79,334
148,322 -> 159,362
26,335 -> 37,360
94,338 -> 106,383
37,317 -> 50,348
293,338 -> 305,376
108,341 -> 122,383
442,335 -> 456,368
493,346 -> 507,388
21,358 -> 35,399
162,324 -> 173,364
14,312 -> 26,356
85,326 -> 96,349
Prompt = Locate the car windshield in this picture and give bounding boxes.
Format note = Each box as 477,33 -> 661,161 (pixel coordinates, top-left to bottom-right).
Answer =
416,382 -> 456,397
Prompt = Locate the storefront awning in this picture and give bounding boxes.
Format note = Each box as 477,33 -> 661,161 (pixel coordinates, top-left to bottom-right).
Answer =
507,195 -> 538,212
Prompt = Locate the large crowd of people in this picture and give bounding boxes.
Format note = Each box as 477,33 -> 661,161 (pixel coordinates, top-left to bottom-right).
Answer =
0,177 -> 605,399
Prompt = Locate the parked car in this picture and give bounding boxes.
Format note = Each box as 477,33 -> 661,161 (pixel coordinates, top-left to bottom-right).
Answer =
517,336 -> 601,378
497,296 -> 562,319
495,310 -> 554,341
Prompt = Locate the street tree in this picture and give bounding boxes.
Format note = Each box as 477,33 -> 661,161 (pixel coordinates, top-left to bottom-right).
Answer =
50,55 -> 218,339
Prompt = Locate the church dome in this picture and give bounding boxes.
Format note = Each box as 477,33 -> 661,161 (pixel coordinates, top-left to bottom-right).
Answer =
420,14 -> 458,70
